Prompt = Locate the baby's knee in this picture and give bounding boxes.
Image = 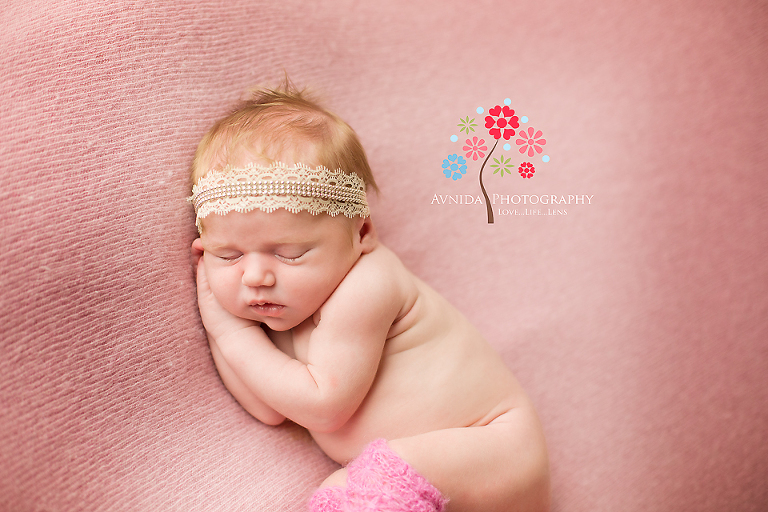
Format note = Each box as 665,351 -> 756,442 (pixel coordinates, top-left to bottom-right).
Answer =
319,467 -> 348,489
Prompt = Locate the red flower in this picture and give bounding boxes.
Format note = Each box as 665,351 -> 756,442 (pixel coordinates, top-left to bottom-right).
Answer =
463,136 -> 487,161
516,127 -> 546,157
485,105 -> 519,140
518,162 -> 535,178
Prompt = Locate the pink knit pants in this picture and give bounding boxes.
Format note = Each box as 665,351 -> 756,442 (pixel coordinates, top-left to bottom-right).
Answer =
308,439 -> 447,512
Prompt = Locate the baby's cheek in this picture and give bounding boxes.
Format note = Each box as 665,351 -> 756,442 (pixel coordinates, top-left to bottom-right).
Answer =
207,269 -> 240,309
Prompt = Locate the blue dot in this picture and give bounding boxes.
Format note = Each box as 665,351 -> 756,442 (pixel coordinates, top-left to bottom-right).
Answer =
542,155 -> 550,163
450,134 -> 458,142
476,107 -> 484,114
504,98 -> 511,105
503,143 -> 511,151
521,116 -> 529,123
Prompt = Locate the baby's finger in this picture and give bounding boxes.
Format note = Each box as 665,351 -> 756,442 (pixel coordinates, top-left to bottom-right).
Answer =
196,257 -> 209,290
190,253 -> 199,275
191,238 -> 205,257
190,238 -> 204,274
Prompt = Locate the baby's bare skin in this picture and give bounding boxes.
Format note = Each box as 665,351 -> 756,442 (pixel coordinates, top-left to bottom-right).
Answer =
194,209 -> 549,512
271,245 -> 522,461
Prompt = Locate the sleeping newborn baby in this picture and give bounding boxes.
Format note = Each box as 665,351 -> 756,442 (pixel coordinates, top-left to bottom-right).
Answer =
189,84 -> 550,512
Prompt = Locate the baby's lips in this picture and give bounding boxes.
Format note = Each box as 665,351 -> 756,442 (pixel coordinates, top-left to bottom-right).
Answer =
248,299 -> 286,309
250,300 -> 274,306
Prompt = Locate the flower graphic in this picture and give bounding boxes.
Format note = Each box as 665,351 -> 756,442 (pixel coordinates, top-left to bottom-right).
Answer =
516,127 -> 546,157
490,155 -> 515,177
484,105 -> 519,140
443,98 -> 552,223
442,154 -> 468,180
463,136 -> 487,161
458,116 -> 477,134
518,161 -> 535,178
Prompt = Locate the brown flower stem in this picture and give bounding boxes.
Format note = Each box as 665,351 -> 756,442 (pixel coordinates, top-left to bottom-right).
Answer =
479,139 -> 499,224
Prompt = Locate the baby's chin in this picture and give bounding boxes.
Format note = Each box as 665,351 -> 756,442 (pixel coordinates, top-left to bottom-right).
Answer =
260,315 -> 307,332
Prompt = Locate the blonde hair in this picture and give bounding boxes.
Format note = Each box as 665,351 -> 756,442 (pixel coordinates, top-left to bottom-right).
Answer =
191,82 -> 378,194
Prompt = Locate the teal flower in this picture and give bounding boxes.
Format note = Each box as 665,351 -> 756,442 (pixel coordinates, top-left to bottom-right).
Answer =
442,154 -> 468,180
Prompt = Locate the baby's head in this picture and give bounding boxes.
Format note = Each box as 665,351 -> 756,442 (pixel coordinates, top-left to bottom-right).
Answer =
190,83 -> 378,331
191,84 -> 377,194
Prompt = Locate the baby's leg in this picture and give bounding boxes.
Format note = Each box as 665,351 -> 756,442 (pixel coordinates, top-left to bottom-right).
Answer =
312,439 -> 447,512
311,406 -> 549,512
386,407 -> 550,512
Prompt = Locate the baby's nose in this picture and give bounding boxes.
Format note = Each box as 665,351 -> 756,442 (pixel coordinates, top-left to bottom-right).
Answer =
241,256 -> 276,287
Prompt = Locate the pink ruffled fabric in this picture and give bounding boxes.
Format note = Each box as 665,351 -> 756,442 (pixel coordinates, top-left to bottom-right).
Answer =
309,439 -> 447,512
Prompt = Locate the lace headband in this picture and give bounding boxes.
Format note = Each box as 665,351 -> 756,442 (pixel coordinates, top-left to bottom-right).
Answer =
189,162 -> 370,230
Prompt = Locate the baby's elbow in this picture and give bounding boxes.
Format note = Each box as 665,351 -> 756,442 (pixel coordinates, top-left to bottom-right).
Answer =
307,416 -> 346,434
246,405 -> 286,426
303,399 -> 354,433
260,413 -> 287,426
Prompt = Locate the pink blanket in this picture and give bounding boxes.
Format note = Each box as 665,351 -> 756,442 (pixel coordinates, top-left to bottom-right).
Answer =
1,1 -> 766,510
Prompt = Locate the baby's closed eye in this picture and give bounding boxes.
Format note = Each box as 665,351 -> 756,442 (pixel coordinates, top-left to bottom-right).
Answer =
213,252 -> 243,262
275,249 -> 309,263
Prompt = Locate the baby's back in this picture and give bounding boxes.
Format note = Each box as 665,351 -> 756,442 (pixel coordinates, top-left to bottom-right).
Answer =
310,245 -> 525,464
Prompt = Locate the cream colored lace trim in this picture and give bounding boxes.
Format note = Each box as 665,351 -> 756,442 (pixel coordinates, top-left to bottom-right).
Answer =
189,162 -> 369,230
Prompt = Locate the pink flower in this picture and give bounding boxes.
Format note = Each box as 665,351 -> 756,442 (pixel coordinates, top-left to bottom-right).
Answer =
516,127 -> 546,157
463,136 -> 487,161
484,105 -> 519,140
518,162 -> 535,178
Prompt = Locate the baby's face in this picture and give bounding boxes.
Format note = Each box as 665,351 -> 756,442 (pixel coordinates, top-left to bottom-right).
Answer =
200,208 -> 364,331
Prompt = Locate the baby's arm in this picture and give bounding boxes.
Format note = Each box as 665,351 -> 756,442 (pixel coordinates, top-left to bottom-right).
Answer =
201,250 -> 402,432
207,332 -> 286,425
193,245 -> 285,425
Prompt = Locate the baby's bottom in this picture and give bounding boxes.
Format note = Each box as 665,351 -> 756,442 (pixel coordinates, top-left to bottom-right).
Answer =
314,407 -> 550,512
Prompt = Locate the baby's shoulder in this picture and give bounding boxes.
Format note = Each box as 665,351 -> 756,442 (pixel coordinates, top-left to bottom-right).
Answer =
331,244 -> 418,317
347,244 -> 412,289
352,243 -> 402,272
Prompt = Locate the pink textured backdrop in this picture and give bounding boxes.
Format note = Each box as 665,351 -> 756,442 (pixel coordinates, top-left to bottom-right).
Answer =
1,1 -> 766,511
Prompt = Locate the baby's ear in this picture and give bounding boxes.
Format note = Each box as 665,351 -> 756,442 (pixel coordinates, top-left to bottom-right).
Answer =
356,216 -> 378,254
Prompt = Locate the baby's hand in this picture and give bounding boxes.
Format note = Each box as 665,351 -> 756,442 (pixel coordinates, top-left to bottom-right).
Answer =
191,239 -> 259,342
